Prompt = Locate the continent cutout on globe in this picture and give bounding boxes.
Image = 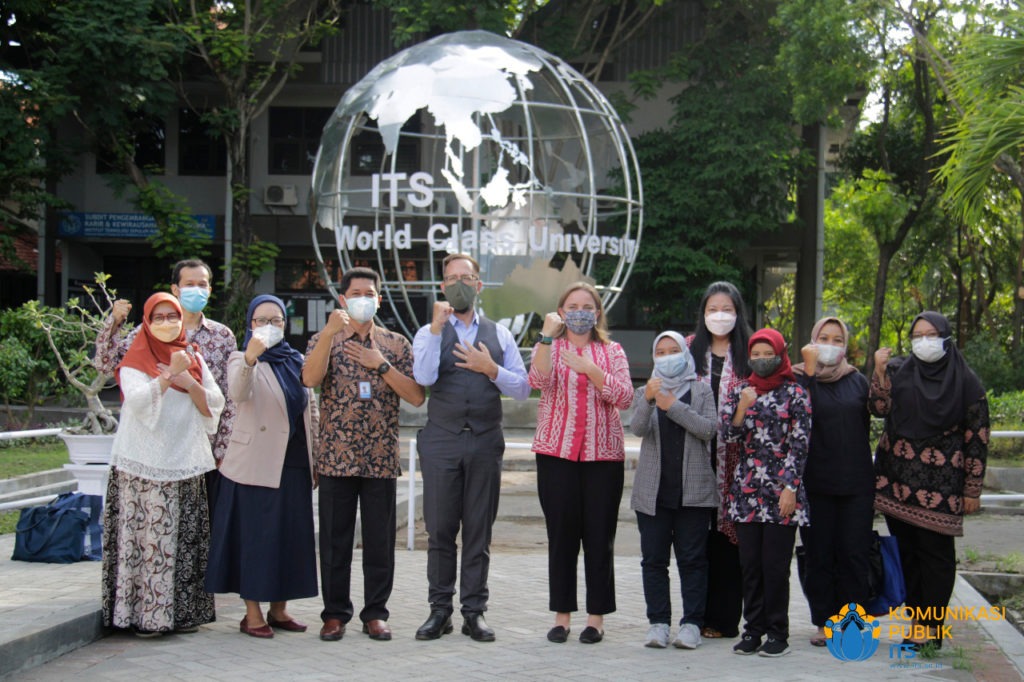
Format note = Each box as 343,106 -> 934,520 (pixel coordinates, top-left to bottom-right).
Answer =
480,258 -> 594,323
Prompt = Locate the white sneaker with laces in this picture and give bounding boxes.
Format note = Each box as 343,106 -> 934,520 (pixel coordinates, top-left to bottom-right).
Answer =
673,623 -> 702,649
644,623 -> 670,648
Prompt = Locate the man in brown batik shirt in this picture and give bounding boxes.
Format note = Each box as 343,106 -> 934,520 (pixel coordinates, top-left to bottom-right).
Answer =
303,267 -> 424,643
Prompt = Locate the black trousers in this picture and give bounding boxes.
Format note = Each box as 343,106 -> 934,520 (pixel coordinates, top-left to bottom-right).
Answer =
736,522 -> 797,641
318,475 -> 396,624
885,514 -> 956,635
536,454 -> 624,615
205,468 -> 221,528
636,506 -> 712,626
798,492 -> 875,626
704,529 -> 743,636
418,424 -> 504,616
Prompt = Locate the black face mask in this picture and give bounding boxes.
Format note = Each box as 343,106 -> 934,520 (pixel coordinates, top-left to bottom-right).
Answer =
749,356 -> 782,377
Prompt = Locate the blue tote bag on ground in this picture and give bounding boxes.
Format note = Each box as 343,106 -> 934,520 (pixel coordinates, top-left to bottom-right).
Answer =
11,492 -> 103,563
865,531 -> 906,616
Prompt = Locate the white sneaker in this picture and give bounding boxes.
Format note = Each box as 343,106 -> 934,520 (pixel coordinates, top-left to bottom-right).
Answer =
644,623 -> 670,648
673,623 -> 702,649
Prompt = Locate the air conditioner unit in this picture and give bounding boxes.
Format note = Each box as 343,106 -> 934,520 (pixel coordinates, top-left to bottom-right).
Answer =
264,184 -> 299,206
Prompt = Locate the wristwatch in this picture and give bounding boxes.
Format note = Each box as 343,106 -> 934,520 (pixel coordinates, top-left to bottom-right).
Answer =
538,334 -> 553,345
376,360 -> 392,375
785,483 -> 798,492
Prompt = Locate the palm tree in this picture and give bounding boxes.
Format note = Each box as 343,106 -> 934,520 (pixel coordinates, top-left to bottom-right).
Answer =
937,20 -> 1024,353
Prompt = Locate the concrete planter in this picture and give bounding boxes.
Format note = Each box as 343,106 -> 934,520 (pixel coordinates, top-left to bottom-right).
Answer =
58,432 -> 114,501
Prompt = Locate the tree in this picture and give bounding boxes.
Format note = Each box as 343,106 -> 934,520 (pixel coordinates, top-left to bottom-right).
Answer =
936,17 -> 1024,353
167,0 -> 346,330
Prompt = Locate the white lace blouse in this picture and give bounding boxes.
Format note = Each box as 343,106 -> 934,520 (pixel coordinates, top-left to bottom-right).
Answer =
110,362 -> 225,482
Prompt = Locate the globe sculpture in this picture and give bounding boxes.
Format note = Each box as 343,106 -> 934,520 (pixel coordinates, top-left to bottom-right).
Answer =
310,29 -> 643,341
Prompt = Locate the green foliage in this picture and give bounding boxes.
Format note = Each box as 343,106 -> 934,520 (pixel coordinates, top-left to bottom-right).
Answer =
376,0 -> 527,44
775,0 -> 873,125
138,183 -> 212,262
20,274 -> 121,434
965,336 -> 1024,395
628,31 -> 806,327
987,390 -> 1024,461
0,306 -> 78,428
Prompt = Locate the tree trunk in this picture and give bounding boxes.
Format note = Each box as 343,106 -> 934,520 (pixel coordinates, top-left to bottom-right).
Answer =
865,244 -> 895,377
1013,195 -> 1024,354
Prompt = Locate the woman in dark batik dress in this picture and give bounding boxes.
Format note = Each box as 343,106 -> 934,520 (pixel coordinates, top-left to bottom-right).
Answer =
872,311 -> 988,650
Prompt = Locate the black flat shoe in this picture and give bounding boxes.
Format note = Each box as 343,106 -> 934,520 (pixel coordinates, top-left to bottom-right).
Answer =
546,625 -> 570,643
579,626 -> 604,644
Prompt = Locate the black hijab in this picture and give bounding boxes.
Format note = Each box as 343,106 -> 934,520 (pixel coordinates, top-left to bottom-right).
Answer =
889,311 -> 985,439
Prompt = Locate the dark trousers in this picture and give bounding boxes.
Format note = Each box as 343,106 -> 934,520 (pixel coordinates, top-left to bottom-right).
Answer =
736,522 -> 797,641
704,529 -> 743,636
205,468 -> 221,527
418,424 -> 504,616
318,475 -> 396,624
536,454 -> 624,615
636,506 -> 712,626
885,514 -> 956,635
798,492 -> 874,626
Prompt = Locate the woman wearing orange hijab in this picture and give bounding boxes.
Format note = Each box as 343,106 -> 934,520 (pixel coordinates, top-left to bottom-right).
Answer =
101,293 -> 225,637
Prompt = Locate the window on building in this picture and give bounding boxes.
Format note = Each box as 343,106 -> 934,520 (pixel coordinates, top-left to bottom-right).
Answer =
268,107 -> 333,175
95,116 -> 166,175
178,109 -> 227,176
349,116 -> 420,176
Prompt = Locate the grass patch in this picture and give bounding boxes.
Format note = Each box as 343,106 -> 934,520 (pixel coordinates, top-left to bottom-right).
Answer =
0,441 -> 69,479
996,552 -> 1024,574
0,511 -> 18,535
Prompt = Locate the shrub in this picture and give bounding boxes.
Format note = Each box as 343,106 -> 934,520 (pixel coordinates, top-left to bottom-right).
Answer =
989,390 -> 1024,461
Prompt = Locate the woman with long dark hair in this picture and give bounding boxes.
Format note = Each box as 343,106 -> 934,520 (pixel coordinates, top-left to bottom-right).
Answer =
872,311 -> 988,650
686,281 -> 751,640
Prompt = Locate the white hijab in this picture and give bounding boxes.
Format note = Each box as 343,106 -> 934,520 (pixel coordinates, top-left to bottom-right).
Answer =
651,331 -> 697,399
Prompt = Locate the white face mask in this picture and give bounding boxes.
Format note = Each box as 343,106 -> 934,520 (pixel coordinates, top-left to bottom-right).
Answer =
705,311 -> 737,337
252,324 -> 284,348
346,296 -> 378,324
815,343 -> 844,366
911,336 -> 946,363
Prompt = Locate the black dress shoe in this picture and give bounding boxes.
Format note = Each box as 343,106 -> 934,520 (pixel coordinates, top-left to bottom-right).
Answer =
415,610 -> 453,640
579,626 -> 604,644
546,625 -> 570,643
461,613 -> 495,642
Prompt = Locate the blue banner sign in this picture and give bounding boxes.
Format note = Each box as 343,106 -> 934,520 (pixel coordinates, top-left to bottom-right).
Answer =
58,212 -> 216,239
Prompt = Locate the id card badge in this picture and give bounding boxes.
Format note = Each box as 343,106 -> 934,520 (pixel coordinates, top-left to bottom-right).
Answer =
358,381 -> 372,401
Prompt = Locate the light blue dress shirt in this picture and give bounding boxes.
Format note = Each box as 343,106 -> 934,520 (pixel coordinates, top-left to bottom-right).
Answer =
412,313 -> 530,400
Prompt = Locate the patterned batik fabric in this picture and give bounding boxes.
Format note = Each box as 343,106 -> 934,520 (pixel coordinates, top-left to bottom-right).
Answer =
101,469 -> 215,632
870,371 -> 989,536
305,324 -> 414,479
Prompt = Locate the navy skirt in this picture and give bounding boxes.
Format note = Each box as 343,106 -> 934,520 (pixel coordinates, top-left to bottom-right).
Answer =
205,464 -> 318,602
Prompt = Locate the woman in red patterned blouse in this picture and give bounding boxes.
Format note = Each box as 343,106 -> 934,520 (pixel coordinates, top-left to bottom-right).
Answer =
530,282 -> 634,645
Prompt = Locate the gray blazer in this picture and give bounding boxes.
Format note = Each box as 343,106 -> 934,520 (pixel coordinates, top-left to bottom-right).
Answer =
629,381 -> 718,516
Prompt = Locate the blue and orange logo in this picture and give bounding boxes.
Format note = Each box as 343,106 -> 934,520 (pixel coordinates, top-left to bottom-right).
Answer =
825,603 -> 881,662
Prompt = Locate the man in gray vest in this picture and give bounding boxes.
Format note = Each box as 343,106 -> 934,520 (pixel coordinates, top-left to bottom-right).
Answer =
411,253 -> 530,642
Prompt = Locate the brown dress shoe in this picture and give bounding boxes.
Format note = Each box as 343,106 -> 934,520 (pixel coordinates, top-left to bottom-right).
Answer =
362,619 -> 392,641
320,618 -> 346,641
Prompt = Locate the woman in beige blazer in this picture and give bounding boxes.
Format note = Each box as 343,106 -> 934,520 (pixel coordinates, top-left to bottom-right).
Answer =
205,295 -> 319,639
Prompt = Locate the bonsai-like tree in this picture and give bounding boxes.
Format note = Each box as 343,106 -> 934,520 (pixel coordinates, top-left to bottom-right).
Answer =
24,273 -> 123,434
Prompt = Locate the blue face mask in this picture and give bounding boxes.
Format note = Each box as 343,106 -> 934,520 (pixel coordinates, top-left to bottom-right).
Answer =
178,286 -> 210,313
654,352 -> 689,378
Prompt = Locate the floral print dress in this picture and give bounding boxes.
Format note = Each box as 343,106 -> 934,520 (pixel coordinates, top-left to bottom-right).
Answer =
720,380 -> 812,526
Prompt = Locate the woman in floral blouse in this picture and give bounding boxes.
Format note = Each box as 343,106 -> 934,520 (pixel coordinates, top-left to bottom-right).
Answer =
872,311 -> 988,651
720,328 -> 811,658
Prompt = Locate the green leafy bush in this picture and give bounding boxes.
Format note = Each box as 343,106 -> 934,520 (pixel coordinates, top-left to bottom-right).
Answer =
0,305 -> 78,428
964,335 -> 1024,395
989,390 -> 1024,461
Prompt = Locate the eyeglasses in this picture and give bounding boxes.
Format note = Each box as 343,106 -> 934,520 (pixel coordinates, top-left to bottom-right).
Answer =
150,313 -> 181,324
444,274 -> 480,285
910,332 -> 940,340
253,316 -> 286,327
